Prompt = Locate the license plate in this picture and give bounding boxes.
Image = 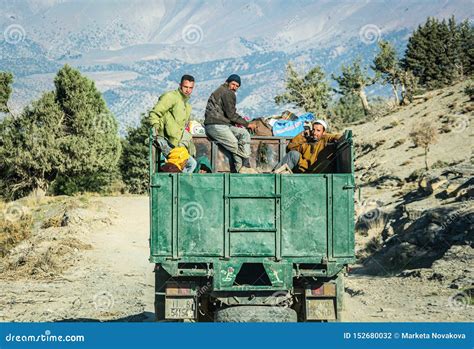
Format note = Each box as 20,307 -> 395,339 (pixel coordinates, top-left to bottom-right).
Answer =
165,297 -> 195,319
306,298 -> 336,320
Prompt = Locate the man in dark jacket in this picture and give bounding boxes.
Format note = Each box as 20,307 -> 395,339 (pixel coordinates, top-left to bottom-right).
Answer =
204,74 -> 257,173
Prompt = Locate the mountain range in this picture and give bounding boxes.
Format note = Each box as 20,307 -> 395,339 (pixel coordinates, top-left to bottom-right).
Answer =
1,0 -> 472,134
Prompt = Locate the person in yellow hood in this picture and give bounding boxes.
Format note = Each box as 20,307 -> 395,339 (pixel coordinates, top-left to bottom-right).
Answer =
273,119 -> 341,173
166,147 -> 190,171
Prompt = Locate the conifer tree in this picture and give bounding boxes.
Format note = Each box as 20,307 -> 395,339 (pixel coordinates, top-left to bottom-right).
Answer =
373,40 -> 401,104
120,115 -> 149,194
404,16 -> 472,89
330,93 -> 366,126
52,65 -> 122,194
0,66 -> 122,199
0,72 -> 13,114
0,92 -> 65,198
458,19 -> 474,77
447,16 -> 462,81
332,59 -> 374,115
275,63 -> 332,115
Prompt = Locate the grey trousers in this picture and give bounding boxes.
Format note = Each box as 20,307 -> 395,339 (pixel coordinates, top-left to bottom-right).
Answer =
274,150 -> 301,171
156,136 -> 197,173
205,124 -> 251,171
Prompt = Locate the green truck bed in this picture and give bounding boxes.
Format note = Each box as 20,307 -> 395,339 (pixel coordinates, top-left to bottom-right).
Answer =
148,130 -> 356,321
149,173 -> 354,273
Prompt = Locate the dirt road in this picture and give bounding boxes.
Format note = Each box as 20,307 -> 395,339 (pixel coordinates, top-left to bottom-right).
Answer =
1,196 -> 154,322
0,196 -> 471,322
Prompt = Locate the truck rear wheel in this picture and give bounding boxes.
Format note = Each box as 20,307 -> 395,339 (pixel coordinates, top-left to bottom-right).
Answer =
214,306 -> 297,322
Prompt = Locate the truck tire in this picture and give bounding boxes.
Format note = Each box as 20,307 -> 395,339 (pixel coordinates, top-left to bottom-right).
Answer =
215,306 -> 297,322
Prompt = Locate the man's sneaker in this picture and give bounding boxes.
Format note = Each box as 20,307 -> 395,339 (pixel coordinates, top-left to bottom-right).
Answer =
273,164 -> 293,174
239,166 -> 259,174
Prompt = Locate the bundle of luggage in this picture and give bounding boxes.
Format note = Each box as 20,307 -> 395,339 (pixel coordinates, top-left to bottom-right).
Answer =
188,110 -> 315,137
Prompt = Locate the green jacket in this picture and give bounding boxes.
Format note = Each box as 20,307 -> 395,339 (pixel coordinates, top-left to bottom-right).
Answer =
148,89 -> 192,146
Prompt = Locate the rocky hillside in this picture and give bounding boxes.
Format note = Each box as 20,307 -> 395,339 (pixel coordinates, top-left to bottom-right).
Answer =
349,79 -> 473,286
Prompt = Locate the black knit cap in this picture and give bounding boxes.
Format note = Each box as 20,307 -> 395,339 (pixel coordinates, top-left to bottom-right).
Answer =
226,74 -> 241,86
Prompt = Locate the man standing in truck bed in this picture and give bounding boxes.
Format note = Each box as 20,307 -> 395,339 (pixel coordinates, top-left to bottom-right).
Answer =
204,74 -> 257,173
148,74 -> 197,173
273,119 -> 341,173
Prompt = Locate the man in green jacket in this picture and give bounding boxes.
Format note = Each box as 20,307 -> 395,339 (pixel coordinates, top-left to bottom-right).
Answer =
148,74 -> 197,172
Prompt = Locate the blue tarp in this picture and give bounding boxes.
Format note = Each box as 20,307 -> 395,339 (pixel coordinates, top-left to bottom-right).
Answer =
271,112 -> 315,137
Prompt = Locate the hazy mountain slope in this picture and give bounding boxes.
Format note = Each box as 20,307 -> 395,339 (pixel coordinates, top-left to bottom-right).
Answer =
1,0 -> 472,133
